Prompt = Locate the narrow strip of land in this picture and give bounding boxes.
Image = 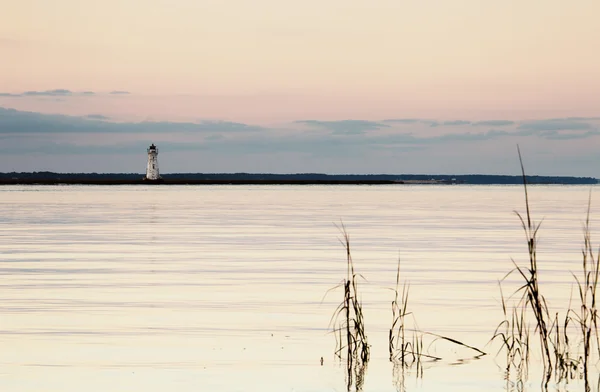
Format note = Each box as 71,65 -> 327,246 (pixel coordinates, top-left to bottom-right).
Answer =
0,173 -> 597,185
0,178 -> 402,185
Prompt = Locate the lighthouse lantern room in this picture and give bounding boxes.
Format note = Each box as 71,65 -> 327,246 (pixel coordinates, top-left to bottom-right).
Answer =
145,143 -> 161,181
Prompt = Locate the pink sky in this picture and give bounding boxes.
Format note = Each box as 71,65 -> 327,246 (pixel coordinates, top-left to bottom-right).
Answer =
2,0 -> 600,122
1,1 -> 600,176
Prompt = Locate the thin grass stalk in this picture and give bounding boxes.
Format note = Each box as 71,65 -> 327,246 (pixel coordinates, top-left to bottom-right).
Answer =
573,193 -> 600,386
516,146 -> 553,373
390,256 -> 410,365
493,283 -> 519,372
345,280 -> 352,363
329,223 -> 370,391
390,257 -> 401,360
551,310 -> 573,380
401,284 -> 408,366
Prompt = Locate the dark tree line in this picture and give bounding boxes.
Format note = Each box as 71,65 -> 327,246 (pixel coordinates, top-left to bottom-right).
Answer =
0,172 -> 597,185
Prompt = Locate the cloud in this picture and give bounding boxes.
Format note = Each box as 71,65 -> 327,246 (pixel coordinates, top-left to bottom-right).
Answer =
0,89 -> 90,97
0,89 -> 118,98
1,108 -> 600,163
518,119 -> 594,132
425,126 -> 599,142
382,118 -> 440,127
430,129 -> 512,142
295,120 -> 389,134
0,110 -> 598,177
0,107 -> 265,134
550,117 -> 600,121
3,108 -> 599,144
22,89 -> 73,97
85,114 -> 110,120
533,130 -> 600,140
472,120 -> 515,126
382,118 -> 421,124
385,119 -> 517,127
442,120 -> 471,126
366,129 -> 513,146
422,120 -> 439,127
205,134 -> 225,141
138,120 -> 263,133
109,90 -> 131,95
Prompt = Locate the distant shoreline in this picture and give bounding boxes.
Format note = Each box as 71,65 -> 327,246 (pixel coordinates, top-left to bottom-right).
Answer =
0,178 -> 403,185
0,173 -> 597,185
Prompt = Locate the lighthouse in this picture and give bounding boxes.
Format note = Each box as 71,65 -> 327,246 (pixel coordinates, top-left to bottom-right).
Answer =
144,143 -> 161,181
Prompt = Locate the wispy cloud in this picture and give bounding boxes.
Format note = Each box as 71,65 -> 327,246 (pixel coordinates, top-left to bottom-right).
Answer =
0,107 -> 599,176
550,117 -> 600,121
442,120 -> 471,126
0,89 -> 125,98
0,89 -> 93,97
363,129 -> 513,146
3,108 -> 599,142
85,114 -> 110,120
518,119 -> 594,132
427,129 -> 512,143
295,120 -> 389,135
382,118 -> 421,124
1,107 -> 599,165
382,118 -> 442,127
22,89 -> 73,97
541,130 -> 600,140
472,120 -> 515,127
0,107 -> 265,134
422,120 -> 439,127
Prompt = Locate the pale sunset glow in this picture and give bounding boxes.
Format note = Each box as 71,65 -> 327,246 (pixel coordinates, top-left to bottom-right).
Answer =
3,3 -> 600,392
1,0 -> 599,175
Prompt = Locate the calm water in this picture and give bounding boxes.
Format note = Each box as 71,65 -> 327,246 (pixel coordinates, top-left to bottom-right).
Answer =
0,184 -> 599,391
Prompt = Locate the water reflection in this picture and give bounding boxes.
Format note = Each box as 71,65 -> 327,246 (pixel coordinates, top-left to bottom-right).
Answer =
502,365 -> 527,392
391,358 -> 422,392
390,351 -> 486,392
500,362 -> 597,392
346,357 -> 368,392
2,184 -> 599,392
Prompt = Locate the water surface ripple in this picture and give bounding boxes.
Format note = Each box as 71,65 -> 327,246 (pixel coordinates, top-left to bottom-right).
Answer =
0,185 -> 599,391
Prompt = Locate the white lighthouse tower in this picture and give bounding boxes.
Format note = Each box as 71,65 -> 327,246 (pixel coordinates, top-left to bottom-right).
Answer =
144,143 -> 161,181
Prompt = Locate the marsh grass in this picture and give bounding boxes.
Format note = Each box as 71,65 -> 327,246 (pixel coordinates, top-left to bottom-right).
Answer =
494,146 -> 600,389
512,146 -> 553,374
493,147 -> 565,384
388,256 -> 428,390
328,224 -> 370,391
493,295 -> 531,382
328,225 -> 486,391
551,309 -> 579,381
570,195 -> 600,389
389,257 -> 414,364
389,254 -> 485,381
324,148 -> 600,391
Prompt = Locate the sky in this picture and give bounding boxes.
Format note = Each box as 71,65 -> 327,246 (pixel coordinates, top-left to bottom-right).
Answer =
1,0 -> 600,176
